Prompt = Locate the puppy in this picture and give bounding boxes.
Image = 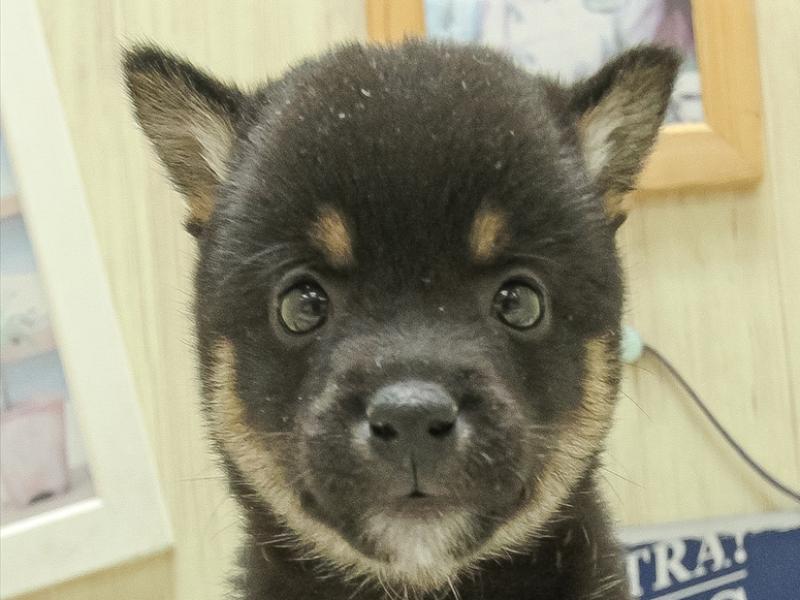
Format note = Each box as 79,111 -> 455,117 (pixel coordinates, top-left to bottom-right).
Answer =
125,40 -> 677,599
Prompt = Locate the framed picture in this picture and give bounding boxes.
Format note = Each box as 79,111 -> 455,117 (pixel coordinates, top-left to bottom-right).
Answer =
0,1 -> 171,597
366,0 -> 763,192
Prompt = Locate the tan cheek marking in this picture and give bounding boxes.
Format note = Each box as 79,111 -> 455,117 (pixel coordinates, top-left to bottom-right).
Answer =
208,337 -> 619,589
207,340 -> 466,592
208,342 -> 293,498
473,334 -> 618,561
469,208 -> 508,263
309,207 -> 354,268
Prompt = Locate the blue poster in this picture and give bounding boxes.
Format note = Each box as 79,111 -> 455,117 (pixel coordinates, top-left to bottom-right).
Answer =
621,512 -> 800,599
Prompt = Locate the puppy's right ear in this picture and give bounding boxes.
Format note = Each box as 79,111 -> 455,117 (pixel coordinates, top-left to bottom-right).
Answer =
123,45 -> 244,236
566,46 -> 679,225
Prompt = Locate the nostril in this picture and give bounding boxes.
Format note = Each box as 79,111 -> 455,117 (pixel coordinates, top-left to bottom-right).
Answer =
427,419 -> 455,438
370,422 -> 398,441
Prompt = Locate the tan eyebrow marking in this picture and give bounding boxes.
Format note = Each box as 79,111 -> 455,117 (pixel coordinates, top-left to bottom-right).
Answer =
309,206 -> 354,268
469,207 -> 508,263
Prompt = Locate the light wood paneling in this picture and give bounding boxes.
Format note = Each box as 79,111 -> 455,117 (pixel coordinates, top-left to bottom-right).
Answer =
607,0 -> 800,523
19,0 -> 798,598
22,1 -> 366,599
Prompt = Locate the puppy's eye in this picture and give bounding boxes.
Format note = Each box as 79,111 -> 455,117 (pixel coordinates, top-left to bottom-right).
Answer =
279,282 -> 329,334
493,281 -> 543,330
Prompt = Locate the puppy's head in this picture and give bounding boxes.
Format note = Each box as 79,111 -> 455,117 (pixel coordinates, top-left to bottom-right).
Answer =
125,41 -> 677,590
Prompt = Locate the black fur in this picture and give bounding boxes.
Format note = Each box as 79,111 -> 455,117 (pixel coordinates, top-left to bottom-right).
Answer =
125,40 -> 678,599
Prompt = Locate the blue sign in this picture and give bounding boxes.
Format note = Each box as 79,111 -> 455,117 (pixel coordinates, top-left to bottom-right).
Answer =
622,512 -> 800,600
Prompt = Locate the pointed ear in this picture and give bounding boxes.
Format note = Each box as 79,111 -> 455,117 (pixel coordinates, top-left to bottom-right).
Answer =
568,46 -> 680,222
123,45 -> 244,236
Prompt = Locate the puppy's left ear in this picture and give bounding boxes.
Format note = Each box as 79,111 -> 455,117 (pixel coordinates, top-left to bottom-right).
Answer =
568,46 -> 680,224
123,45 -> 245,236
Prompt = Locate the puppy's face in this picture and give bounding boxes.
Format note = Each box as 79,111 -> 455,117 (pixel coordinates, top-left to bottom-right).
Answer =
126,42 -> 677,590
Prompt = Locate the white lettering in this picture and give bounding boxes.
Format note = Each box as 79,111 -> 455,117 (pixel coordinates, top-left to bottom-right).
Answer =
653,541 -> 693,591
693,535 -> 732,577
626,547 -> 652,597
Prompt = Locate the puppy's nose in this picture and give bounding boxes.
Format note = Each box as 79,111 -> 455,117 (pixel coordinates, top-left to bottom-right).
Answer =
367,381 -> 458,449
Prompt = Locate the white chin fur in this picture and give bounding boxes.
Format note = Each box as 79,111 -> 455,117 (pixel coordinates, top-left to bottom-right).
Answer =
364,511 -> 473,578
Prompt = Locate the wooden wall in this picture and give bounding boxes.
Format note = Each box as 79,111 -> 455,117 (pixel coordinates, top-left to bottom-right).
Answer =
19,1 -> 798,598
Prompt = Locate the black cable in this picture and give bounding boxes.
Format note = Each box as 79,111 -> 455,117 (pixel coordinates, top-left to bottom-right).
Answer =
642,343 -> 800,504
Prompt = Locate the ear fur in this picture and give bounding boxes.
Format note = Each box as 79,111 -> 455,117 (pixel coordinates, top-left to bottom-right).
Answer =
569,46 -> 680,219
123,45 -> 244,235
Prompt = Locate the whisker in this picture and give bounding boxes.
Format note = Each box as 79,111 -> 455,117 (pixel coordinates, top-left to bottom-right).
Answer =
620,390 -> 650,420
599,465 -> 642,489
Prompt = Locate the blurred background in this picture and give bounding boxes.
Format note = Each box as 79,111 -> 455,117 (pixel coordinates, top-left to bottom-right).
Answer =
0,1 -> 798,599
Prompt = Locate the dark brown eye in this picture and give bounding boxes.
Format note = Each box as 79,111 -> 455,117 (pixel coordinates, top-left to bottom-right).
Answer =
279,282 -> 329,334
493,281 -> 543,330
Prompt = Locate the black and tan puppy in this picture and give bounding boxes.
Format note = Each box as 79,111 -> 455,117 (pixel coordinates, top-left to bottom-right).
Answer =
125,40 -> 677,599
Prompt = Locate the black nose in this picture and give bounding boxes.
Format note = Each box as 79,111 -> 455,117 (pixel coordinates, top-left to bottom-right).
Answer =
366,381 -> 458,449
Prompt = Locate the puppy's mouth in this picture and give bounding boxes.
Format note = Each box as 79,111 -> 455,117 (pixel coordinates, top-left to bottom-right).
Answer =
294,457 -> 538,574
292,374 -> 537,568
300,480 -> 466,522
380,458 -> 465,516
380,488 -> 457,518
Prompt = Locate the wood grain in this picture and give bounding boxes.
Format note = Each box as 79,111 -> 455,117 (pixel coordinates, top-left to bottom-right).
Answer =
637,0 -> 764,191
366,0 -> 424,42
19,0 -> 798,598
23,1 -> 366,599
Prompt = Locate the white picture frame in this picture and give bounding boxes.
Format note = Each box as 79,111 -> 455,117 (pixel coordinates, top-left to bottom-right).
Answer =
0,1 -> 172,597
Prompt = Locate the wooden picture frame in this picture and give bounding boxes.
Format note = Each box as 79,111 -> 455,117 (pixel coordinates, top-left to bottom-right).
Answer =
0,1 -> 172,596
366,0 -> 763,193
